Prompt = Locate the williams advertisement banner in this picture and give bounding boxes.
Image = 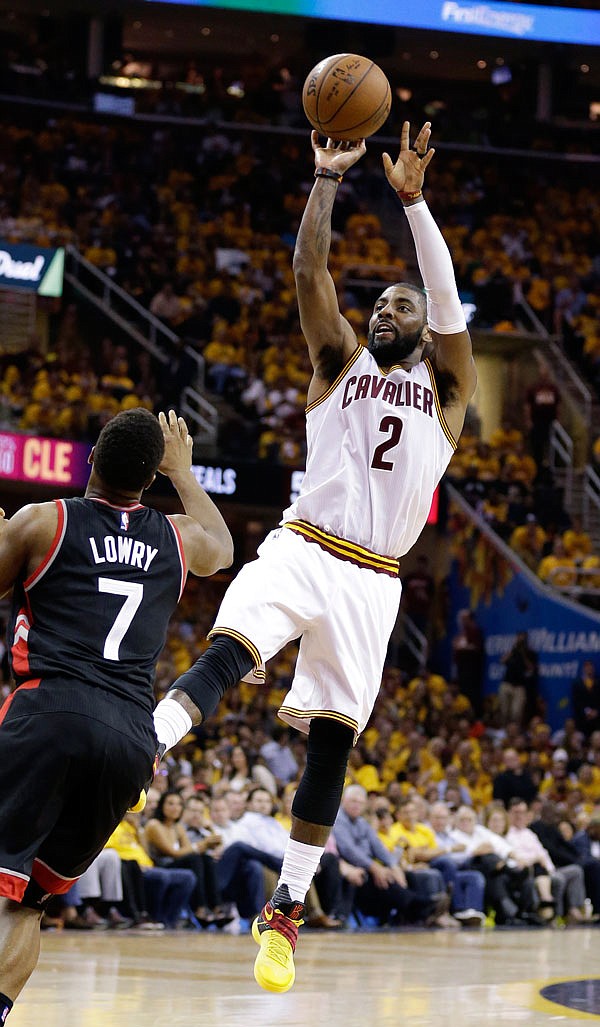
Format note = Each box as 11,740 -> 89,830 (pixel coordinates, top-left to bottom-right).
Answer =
446,494 -> 600,730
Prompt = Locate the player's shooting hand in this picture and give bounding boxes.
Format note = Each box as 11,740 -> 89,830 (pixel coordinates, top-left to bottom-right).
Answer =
382,121 -> 435,195
311,131 -> 366,176
157,409 -> 194,479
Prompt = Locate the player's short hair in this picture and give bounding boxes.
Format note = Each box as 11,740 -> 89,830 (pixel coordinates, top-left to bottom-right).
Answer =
93,408 -> 164,492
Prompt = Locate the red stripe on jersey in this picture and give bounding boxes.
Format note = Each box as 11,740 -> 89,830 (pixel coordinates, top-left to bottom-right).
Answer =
0,869 -> 28,901
0,678 -> 41,727
166,517 -> 187,600
10,605 -> 32,678
32,857 -> 78,895
23,499 -> 66,590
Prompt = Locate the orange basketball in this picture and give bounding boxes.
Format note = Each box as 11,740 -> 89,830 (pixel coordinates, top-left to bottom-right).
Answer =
302,53 -> 391,141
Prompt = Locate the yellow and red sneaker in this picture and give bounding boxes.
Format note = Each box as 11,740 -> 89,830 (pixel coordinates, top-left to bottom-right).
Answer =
252,891 -> 305,993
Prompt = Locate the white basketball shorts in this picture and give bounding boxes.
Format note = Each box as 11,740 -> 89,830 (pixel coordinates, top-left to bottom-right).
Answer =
208,521 -> 402,738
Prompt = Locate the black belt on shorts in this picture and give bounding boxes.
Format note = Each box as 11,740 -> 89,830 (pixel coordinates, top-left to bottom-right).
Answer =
283,520 -> 400,578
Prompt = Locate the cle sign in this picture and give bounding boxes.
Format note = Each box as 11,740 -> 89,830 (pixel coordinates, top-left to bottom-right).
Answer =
23,439 -> 75,483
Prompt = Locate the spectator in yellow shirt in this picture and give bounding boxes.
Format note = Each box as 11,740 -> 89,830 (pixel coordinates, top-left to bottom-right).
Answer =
346,746 -> 383,793
503,439 -> 537,487
392,797 -> 460,921
489,419 -> 523,458
510,516 -> 547,572
577,763 -> 600,808
106,814 -> 195,928
563,517 -> 593,559
537,539 -> 577,589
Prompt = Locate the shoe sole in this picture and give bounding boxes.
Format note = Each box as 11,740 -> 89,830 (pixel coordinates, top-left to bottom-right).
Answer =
252,917 -> 295,994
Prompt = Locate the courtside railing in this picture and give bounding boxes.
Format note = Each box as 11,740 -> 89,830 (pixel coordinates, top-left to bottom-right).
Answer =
64,245 -> 218,445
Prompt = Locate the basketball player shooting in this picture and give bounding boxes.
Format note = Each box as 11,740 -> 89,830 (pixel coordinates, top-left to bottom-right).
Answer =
151,121 -> 477,992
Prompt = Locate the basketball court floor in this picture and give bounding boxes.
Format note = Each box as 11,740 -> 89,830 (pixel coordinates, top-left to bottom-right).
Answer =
11,925 -> 600,1025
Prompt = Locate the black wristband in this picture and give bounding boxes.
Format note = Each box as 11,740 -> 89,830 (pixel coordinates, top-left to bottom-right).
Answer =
314,167 -> 343,184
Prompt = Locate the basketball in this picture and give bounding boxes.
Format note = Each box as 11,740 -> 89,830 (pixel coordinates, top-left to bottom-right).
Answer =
302,53 -> 391,141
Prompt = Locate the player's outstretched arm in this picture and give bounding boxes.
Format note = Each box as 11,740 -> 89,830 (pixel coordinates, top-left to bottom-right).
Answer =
383,122 -> 477,438
293,133 -> 365,388
158,410 -> 233,576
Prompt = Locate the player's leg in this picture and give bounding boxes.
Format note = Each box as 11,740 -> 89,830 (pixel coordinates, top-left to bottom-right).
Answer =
153,633 -> 256,748
0,899 -> 43,1017
153,534 -> 314,750
253,716 -> 353,994
0,693 -> 81,1019
253,558 -> 400,992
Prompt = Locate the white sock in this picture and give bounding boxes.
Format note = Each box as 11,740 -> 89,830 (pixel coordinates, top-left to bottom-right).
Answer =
278,838 -> 325,903
153,696 -> 193,754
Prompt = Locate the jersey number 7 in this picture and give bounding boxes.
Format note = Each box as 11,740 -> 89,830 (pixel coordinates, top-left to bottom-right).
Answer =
98,577 -> 144,660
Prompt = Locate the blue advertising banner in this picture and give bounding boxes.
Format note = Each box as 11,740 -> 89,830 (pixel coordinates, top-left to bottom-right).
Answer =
445,492 -> 600,730
0,242 -> 64,297
145,0 -> 600,46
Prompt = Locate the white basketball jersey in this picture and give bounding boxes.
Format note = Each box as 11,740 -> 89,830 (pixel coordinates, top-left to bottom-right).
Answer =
282,345 -> 456,558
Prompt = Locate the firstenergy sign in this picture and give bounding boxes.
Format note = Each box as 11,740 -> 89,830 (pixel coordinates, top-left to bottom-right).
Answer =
0,242 -> 65,296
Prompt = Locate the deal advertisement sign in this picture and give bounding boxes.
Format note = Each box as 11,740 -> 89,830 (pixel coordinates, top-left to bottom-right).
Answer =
0,242 -> 65,297
444,490 -> 600,730
0,432 -> 91,488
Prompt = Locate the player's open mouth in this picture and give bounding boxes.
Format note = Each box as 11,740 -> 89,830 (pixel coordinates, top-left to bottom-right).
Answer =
375,321 -> 394,337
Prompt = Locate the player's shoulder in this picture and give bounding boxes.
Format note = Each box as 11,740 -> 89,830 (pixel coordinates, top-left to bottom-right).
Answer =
4,500 -> 60,557
12,499 -> 59,528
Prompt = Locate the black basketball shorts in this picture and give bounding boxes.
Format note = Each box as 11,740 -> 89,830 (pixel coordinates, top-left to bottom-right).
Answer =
0,677 -> 156,908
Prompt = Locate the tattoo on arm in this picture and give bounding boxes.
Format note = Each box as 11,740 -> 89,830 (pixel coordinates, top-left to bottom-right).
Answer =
314,189 -> 336,261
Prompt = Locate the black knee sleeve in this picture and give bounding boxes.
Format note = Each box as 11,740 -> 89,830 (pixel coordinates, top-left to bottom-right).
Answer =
170,635 -> 255,721
292,718 -> 353,827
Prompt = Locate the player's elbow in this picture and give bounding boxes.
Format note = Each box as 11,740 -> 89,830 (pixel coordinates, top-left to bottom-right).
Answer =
293,251 -> 318,285
188,531 -> 234,576
208,533 -> 234,573
219,537 -> 235,570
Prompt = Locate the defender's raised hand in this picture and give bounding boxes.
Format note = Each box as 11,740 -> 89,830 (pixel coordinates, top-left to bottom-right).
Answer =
158,409 -> 194,479
382,121 -> 435,196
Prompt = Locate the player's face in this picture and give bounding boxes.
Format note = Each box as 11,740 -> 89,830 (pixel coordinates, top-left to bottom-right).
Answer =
367,286 -> 426,363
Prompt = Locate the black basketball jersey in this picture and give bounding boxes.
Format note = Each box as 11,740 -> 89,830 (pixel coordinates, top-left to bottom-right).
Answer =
8,497 -> 186,714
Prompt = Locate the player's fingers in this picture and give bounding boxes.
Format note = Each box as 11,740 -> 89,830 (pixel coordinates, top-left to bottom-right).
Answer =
310,130 -> 320,152
382,152 -> 394,176
177,416 -> 188,434
416,121 -> 431,144
168,409 -> 178,429
422,148 -> 435,170
158,411 -> 168,432
400,120 -> 410,150
186,435 -> 193,452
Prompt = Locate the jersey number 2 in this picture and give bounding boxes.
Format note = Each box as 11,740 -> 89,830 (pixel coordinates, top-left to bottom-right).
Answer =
98,577 -> 144,660
371,415 -> 403,471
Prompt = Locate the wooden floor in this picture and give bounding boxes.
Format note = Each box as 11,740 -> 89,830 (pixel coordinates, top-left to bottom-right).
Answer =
11,925 -> 600,1026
